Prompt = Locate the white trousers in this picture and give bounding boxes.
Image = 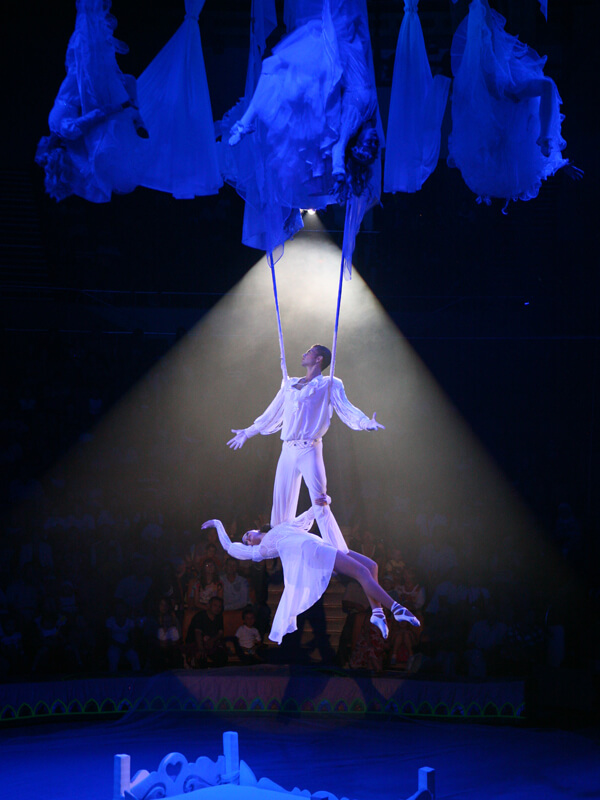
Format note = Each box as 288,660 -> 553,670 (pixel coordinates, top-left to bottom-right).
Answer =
270,439 -> 349,552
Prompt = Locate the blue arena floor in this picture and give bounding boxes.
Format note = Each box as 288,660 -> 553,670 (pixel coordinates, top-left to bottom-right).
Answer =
1,710 -> 598,800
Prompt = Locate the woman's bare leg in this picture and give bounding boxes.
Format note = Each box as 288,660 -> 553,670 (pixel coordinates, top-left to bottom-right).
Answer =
229,104 -> 257,145
346,550 -> 379,610
334,550 -> 420,631
511,77 -> 555,155
334,550 -> 394,609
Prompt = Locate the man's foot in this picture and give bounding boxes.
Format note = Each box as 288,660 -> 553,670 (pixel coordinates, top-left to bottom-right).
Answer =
370,607 -> 388,639
391,601 -> 420,627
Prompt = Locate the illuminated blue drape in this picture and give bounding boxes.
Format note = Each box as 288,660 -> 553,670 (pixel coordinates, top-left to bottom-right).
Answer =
384,0 -> 450,194
135,0 -> 222,198
36,0 -> 148,202
448,0 -> 567,206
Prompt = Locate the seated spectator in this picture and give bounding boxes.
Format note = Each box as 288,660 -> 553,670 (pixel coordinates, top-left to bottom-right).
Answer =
349,610 -> 390,672
205,542 -> 223,573
221,557 -> 250,611
384,546 -> 405,578
466,601 -> 508,678
156,596 -> 182,669
140,512 -> 164,545
67,612 -> 98,672
58,580 -> 79,617
426,566 -> 468,614
336,578 -> 370,668
234,607 -> 263,664
19,530 -> 54,572
182,558 -> 223,640
6,562 -> 40,622
421,595 -> 465,678
0,614 -> 27,678
106,600 -> 140,673
357,528 -> 386,568
380,574 -> 399,603
389,567 -> 425,669
31,600 -> 76,675
114,555 -> 153,620
187,527 -> 226,572
499,606 -> 544,676
185,596 -> 228,668
395,567 -> 426,612
169,557 -> 187,622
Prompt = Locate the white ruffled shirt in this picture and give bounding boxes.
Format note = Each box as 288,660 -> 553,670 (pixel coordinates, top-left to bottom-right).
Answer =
244,375 -> 372,442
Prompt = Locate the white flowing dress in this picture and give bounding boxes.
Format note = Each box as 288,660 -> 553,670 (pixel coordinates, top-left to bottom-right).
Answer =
219,0 -> 381,269
210,515 -> 337,645
36,0 -> 147,202
448,0 -> 567,205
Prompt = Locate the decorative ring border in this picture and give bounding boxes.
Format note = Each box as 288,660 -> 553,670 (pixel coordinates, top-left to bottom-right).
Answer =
0,695 -> 525,722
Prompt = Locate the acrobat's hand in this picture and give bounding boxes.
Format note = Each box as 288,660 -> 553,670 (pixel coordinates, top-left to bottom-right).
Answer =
228,120 -> 255,146
314,494 -> 329,507
227,429 -> 247,450
563,163 -> 584,181
332,172 -> 349,203
365,413 -> 385,431
201,520 -> 216,530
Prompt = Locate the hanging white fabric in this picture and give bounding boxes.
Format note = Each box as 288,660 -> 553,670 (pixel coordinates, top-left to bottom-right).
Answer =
384,0 -> 450,193
135,0 -> 222,198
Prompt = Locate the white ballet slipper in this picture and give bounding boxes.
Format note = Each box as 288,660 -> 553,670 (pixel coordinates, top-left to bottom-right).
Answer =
370,607 -> 389,639
391,601 -> 420,627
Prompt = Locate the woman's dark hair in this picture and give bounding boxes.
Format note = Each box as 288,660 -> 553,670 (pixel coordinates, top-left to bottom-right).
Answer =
346,124 -> 379,197
259,524 -> 273,534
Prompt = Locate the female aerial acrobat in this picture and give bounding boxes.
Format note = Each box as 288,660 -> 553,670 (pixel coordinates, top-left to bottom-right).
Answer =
221,0 -> 381,270
36,0 -> 148,203
202,504 -> 419,646
448,0 -> 582,207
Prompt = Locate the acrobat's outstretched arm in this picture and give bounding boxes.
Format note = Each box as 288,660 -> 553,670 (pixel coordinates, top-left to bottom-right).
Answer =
227,382 -> 286,449
330,379 -> 385,431
201,520 -> 262,561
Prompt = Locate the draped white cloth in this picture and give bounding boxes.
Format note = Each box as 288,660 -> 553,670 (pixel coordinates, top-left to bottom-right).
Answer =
220,0 -> 381,270
135,0 -> 222,198
448,0 -> 567,206
384,0 -> 450,194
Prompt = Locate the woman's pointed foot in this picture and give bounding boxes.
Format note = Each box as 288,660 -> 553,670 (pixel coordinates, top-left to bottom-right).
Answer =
370,607 -> 389,639
229,120 -> 255,146
391,601 -> 420,627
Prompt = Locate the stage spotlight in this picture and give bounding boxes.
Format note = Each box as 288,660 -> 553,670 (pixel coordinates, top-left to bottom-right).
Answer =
33,219 -> 566,603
